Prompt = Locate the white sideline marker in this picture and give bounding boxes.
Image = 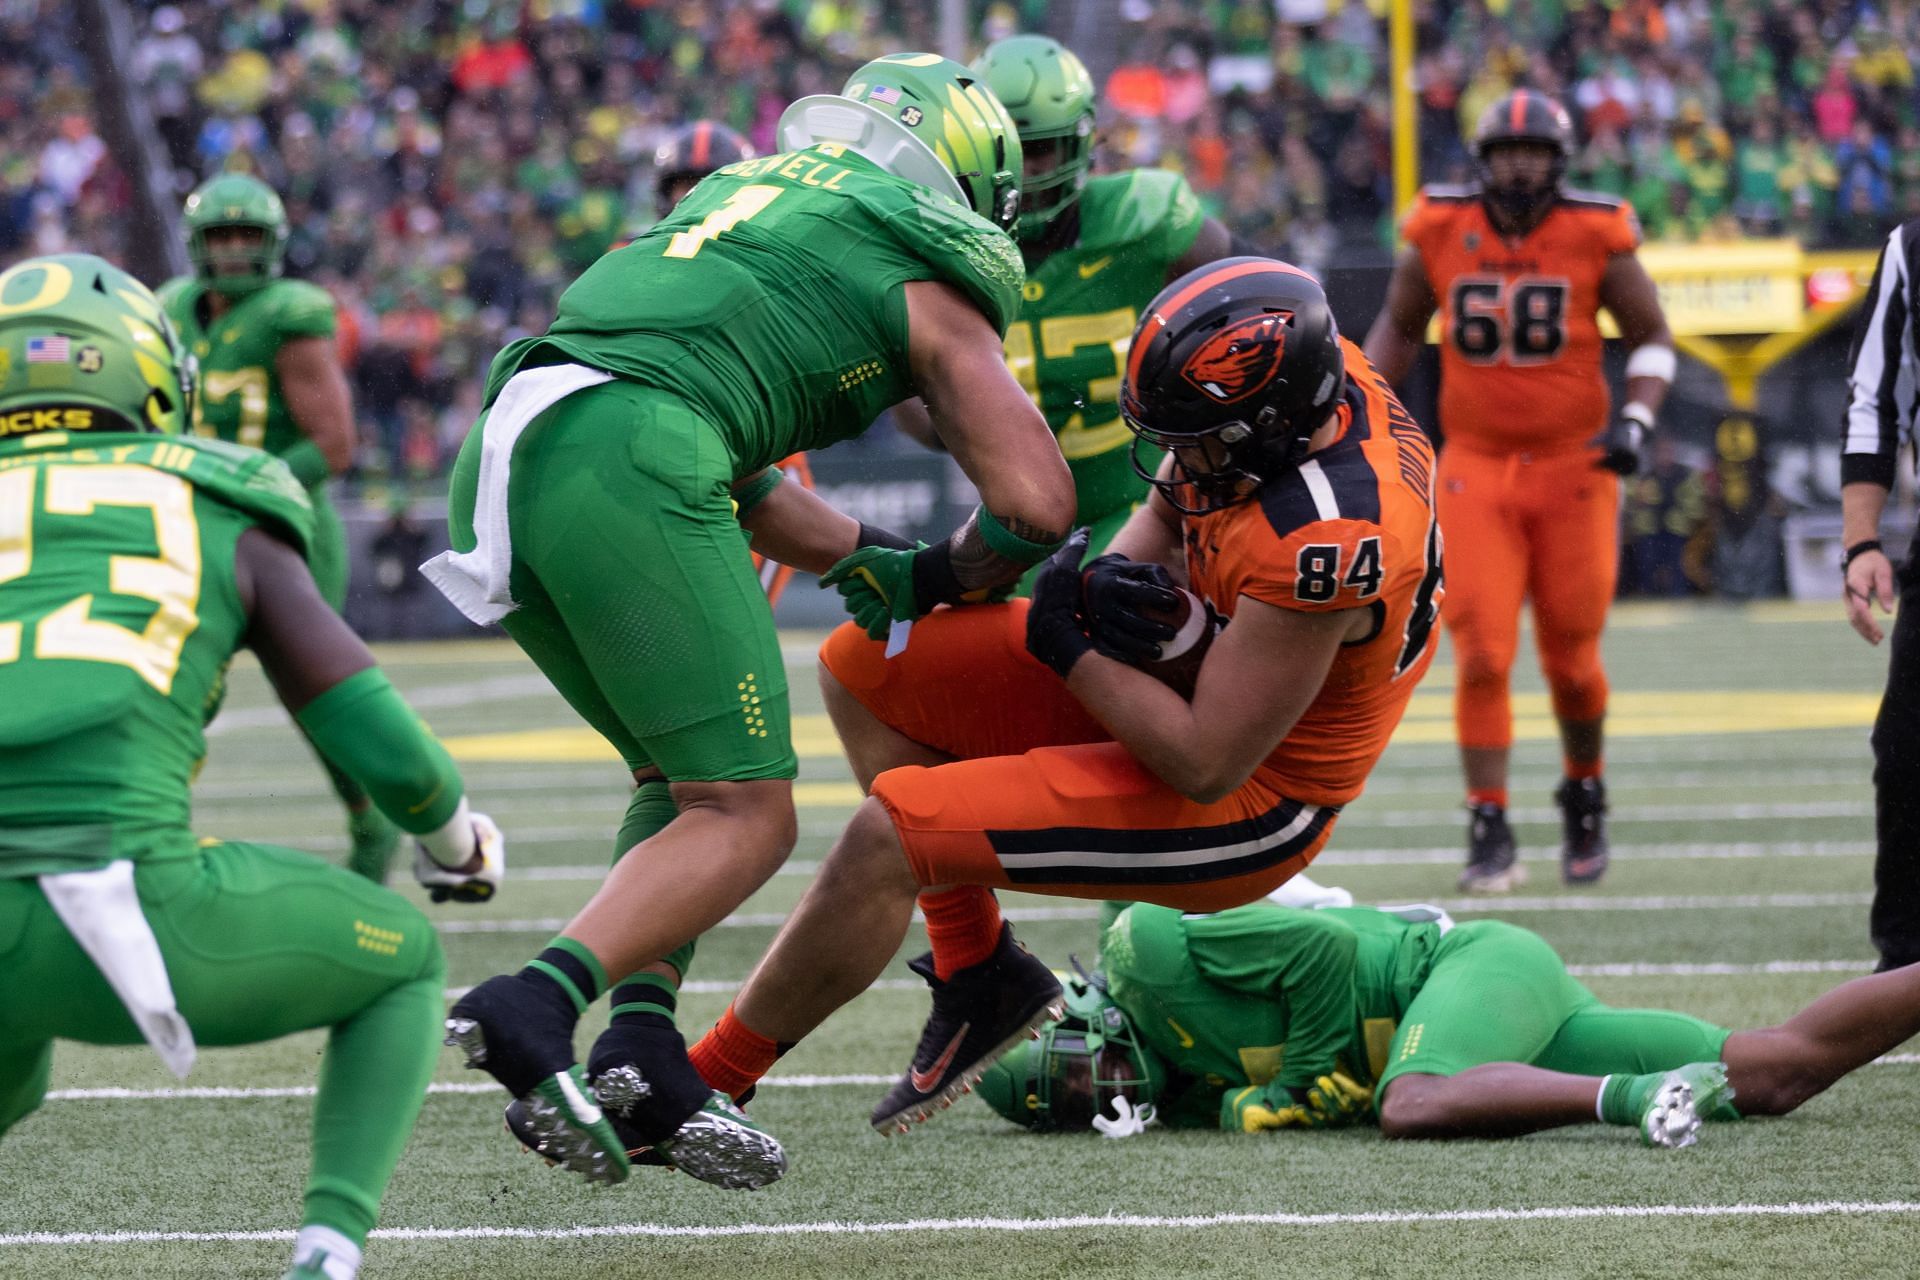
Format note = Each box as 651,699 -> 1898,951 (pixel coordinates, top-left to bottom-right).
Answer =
6,1200 -> 1920,1248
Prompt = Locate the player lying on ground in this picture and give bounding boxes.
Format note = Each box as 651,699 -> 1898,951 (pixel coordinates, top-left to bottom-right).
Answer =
158,174 -> 404,884
684,260 -> 1447,1138
978,897 -> 1920,1149
424,53 -> 1074,1189
0,255 -> 502,1280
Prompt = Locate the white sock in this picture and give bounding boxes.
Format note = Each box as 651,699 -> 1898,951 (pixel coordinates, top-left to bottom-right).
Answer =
1595,1076 -> 1612,1123
291,1225 -> 362,1280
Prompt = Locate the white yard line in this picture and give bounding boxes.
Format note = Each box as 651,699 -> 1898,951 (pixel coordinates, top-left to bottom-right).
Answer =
6,1200 -> 1919,1247
40,1052 -> 1920,1105
434,893 -> 1873,936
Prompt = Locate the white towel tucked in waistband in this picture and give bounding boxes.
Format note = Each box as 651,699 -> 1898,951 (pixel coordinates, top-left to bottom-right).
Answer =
420,362 -> 615,625
39,860 -> 196,1079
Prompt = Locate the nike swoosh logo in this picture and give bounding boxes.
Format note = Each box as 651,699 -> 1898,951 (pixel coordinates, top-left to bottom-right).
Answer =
909,1021 -> 971,1093
555,1071 -> 604,1126
1167,1017 -> 1195,1049
1078,256 -> 1114,279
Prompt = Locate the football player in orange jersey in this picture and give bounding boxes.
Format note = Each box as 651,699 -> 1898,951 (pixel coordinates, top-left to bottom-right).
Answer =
1362,89 -> 1675,893
687,259 -> 1444,1137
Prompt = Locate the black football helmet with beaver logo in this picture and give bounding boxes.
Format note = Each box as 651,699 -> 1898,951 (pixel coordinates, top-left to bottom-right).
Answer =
1119,257 -> 1346,514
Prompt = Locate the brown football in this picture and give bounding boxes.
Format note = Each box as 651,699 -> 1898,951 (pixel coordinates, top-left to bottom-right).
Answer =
1133,587 -> 1216,697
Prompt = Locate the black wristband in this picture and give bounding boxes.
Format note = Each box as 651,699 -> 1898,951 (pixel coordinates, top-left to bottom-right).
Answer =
909,536 -> 967,608
1843,539 -> 1884,571
855,522 -> 915,552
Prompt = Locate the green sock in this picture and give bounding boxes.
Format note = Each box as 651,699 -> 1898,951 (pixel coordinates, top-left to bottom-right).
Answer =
1597,1071 -> 1662,1126
304,968 -> 444,1244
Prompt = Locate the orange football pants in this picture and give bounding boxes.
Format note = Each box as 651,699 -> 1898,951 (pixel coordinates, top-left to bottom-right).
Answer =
1436,442 -> 1619,751
819,606 -> 1335,911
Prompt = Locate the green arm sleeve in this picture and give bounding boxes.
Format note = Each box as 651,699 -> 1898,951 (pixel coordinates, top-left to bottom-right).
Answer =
1184,907 -> 1360,1091
279,439 -> 333,488
294,668 -> 465,836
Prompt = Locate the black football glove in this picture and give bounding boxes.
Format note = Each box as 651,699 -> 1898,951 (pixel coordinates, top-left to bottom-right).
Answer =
1593,405 -> 1653,476
1082,553 -> 1181,664
1025,528 -> 1095,679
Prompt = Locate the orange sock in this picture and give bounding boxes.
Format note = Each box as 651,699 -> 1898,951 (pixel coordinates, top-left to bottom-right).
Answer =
687,1003 -> 779,1102
919,885 -> 1003,980
1563,758 -> 1603,782
1467,787 -> 1508,810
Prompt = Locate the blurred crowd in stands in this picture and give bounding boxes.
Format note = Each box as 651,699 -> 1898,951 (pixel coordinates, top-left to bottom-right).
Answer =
2,0 -> 1912,490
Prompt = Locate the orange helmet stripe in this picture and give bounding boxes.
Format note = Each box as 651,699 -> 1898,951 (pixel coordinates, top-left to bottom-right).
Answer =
1509,90 -> 1528,130
1126,259 -> 1316,394
691,121 -> 712,169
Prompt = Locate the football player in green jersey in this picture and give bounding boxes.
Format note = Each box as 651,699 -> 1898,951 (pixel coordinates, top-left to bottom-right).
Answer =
157,173 -> 401,886
0,254 -> 505,1280
979,899 -> 1920,1149
894,35 -> 1234,580
424,52 -> 1073,1189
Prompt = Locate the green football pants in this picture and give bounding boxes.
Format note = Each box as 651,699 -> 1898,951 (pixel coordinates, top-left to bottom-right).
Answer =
447,378 -> 796,783
0,839 -> 445,1245
1377,920 -> 1729,1091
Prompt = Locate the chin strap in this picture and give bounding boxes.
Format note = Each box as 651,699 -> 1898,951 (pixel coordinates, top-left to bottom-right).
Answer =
1092,1095 -> 1157,1139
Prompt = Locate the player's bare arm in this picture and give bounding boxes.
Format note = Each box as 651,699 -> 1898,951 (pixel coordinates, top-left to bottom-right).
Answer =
1168,216 -> 1233,282
238,526 -> 493,882
1361,248 -> 1437,386
275,335 -> 356,473
904,278 -> 1075,586
236,525 -> 376,711
1102,478 -> 1185,577
1599,251 -> 1675,418
1067,597 -> 1365,803
733,466 -> 862,574
886,397 -> 945,451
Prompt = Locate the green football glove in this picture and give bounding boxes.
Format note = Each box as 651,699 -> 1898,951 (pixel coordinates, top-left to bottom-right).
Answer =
1295,1071 -> 1373,1128
822,544 -> 924,640
1225,1072 -> 1374,1133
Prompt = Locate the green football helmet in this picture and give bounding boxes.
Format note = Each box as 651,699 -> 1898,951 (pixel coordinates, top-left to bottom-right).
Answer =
972,35 -> 1096,242
777,52 -> 1023,233
977,973 -> 1165,1132
0,254 -> 194,438
183,172 -> 289,297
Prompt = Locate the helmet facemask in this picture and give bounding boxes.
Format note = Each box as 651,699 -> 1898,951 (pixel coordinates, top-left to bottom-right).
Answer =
979,973 -> 1163,1132
1475,139 -> 1566,228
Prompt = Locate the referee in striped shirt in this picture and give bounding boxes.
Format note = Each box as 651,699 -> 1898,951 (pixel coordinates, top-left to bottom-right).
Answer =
1843,218 -> 1920,972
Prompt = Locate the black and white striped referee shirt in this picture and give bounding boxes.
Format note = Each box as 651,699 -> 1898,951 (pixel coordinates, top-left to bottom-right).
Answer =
1845,219 -> 1920,490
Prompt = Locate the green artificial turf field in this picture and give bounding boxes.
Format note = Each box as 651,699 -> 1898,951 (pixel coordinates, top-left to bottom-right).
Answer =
3,601 -> 1915,1278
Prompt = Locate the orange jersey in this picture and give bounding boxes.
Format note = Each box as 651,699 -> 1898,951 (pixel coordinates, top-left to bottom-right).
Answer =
1402,186 -> 1640,453
1182,340 -> 1442,806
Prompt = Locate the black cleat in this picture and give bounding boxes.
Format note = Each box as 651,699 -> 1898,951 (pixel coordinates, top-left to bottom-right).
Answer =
585,1024 -> 786,1191
444,974 -> 629,1185
1556,776 -> 1610,885
871,925 -> 1066,1135
1458,802 -> 1525,893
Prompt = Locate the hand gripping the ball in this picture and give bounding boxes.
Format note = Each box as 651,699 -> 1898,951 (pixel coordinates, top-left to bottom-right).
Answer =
1025,528 -> 1096,679
1082,554 -> 1182,663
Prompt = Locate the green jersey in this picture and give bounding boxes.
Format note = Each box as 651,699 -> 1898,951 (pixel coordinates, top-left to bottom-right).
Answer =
1011,170 -> 1205,524
1101,902 -> 1441,1129
483,145 -> 1025,478
0,431 -> 312,871
157,276 -> 337,466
